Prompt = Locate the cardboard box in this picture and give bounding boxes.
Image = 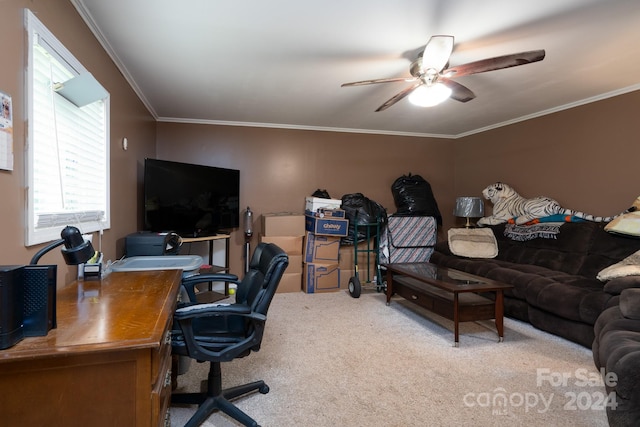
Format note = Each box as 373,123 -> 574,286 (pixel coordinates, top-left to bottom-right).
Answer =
260,235 -> 304,255
338,239 -> 377,268
305,208 -> 346,218
262,213 -> 305,236
276,273 -> 302,293
287,254 -> 303,275
303,263 -> 340,293
305,197 -> 342,212
339,241 -> 379,282
305,214 -> 349,237
340,269 -> 354,289
303,232 -> 340,263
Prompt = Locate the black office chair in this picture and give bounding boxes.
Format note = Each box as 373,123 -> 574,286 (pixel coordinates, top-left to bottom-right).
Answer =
171,243 -> 289,427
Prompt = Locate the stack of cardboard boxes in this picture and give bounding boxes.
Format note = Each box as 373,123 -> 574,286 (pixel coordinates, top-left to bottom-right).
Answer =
260,213 -> 305,293
303,197 -> 348,293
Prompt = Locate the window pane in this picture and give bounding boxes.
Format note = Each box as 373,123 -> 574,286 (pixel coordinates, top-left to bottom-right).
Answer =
26,10 -> 110,246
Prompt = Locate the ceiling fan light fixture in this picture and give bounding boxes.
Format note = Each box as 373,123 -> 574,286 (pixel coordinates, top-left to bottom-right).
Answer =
408,83 -> 452,107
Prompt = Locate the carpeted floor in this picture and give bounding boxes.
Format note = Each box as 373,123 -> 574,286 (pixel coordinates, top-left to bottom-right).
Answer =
170,290 -> 610,427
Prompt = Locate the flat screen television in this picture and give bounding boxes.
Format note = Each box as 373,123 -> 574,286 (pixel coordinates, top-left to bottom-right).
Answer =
143,158 -> 240,237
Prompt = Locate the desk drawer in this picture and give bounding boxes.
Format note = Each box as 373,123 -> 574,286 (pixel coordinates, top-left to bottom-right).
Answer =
152,329 -> 172,380
151,344 -> 172,427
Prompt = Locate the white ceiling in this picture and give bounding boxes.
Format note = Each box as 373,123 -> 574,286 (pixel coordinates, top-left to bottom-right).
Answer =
72,0 -> 640,138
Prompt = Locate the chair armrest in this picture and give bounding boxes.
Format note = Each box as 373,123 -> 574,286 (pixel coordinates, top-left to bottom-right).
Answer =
181,273 -> 240,302
172,303 -> 267,361
174,302 -> 251,319
182,273 -> 239,284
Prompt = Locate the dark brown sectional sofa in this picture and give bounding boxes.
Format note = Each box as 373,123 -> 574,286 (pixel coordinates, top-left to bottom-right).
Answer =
430,221 -> 640,427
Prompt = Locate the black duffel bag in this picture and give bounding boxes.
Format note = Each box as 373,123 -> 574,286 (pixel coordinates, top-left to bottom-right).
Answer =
391,173 -> 442,225
340,193 -> 387,245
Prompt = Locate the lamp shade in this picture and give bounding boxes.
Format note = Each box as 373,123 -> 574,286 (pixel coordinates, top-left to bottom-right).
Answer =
60,226 -> 96,265
454,197 -> 485,218
30,226 -> 96,265
408,83 -> 452,107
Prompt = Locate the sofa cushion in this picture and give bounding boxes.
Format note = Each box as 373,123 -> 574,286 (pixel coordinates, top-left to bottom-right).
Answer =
525,275 -> 610,324
620,288 -> 640,320
487,222 -> 640,278
490,222 -> 595,275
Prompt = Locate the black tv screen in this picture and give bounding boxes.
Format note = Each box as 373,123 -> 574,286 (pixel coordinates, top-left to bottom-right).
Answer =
144,158 -> 240,237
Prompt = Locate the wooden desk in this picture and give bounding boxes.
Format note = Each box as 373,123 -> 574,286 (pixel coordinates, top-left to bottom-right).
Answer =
0,270 -> 182,427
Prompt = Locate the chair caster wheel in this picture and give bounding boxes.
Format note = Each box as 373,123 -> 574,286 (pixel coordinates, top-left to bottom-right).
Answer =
259,384 -> 270,394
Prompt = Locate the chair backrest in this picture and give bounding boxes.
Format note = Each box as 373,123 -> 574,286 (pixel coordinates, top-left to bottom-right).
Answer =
234,242 -> 288,313
251,243 -> 289,314
234,244 -> 266,305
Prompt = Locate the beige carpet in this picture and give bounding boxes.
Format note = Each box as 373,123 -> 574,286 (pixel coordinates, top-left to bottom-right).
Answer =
170,290 -> 610,427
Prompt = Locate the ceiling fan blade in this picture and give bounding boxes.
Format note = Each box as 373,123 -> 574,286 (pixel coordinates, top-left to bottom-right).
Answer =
421,35 -> 454,72
341,77 -> 417,87
442,49 -> 545,78
440,78 -> 475,103
375,82 -> 422,112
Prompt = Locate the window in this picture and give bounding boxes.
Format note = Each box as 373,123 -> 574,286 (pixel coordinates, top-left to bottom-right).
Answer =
25,10 -> 110,246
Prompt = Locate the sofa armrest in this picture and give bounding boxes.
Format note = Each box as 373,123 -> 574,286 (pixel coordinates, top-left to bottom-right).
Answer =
434,240 -> 452,256
603,276 -> 640,296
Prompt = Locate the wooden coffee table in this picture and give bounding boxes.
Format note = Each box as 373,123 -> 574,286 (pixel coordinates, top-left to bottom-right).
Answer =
384,262 -> 514,346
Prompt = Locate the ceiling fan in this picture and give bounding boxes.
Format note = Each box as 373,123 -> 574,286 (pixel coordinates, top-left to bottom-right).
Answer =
341,35 -> 545,111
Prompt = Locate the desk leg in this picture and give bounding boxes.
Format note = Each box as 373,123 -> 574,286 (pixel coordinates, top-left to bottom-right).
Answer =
495,290 -> 505,342
208,239 -> 214,291
224,238 -> 230,296
453,293 -> 459,347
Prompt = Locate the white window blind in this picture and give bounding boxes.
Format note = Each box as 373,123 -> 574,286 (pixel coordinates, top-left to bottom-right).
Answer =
25,10 -> 110,246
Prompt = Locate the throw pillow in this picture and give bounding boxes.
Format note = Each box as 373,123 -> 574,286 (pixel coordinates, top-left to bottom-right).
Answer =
605,211 -> 640,237
597,249 -> 640,281
448,228 -> 498,259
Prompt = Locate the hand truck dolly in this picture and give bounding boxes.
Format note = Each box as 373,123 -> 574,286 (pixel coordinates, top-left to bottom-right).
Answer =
347,213 -> 386,298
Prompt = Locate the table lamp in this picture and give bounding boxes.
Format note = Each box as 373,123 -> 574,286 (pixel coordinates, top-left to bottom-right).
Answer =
454,197 -> 485,228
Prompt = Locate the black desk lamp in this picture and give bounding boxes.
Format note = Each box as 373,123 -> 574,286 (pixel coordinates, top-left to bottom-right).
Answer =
0,226 -> 97,348
30,225 -> 96,265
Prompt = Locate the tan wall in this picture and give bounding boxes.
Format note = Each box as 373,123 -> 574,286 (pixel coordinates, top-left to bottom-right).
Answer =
2,1 -> 638,286
454,90 -> 640,217
155,124 -> 454,273
0,1 -> 156,286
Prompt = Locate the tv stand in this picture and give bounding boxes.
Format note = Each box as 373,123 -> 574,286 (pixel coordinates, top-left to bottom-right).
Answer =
181,233 -> 231,294
181,233 -> 230,266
